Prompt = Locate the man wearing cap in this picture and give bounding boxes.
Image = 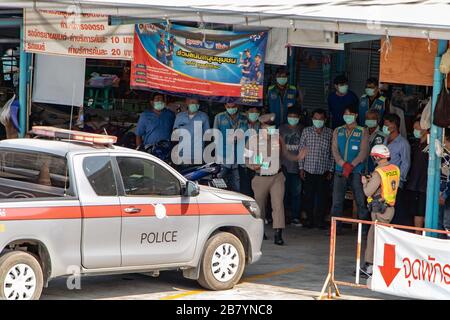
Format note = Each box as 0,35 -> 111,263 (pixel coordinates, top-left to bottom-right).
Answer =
268,69 -> 300,128
213,102 -> 248,192
360,144 -> 400,277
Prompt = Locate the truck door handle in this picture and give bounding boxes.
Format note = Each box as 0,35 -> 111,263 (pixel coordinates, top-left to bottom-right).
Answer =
124,207 -> 141,214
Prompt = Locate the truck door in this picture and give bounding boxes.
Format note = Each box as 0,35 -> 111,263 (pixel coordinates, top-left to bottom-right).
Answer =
113,155 -> 199,267
74,154 -> 122,269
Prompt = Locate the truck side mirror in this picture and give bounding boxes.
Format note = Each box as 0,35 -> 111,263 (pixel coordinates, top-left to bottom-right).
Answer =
185,180 -> 200,197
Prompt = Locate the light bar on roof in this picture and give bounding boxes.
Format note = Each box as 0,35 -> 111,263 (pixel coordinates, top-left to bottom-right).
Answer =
31,126 -> 117,145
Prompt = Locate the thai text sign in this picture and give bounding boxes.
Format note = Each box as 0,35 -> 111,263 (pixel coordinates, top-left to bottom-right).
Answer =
372,225 -> 450,299
24,8 -> 133,60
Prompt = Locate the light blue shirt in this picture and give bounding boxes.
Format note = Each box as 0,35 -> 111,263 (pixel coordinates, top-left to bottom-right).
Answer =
213,111 -> 248,166
173,111 -> 210,162
387,134 -> 411,183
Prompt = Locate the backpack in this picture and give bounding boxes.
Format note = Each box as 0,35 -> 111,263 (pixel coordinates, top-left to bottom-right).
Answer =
433,79 -> 450,128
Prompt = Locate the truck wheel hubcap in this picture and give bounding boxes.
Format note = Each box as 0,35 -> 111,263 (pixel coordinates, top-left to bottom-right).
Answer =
3,264 -> 36,300
211,243 -> 240,282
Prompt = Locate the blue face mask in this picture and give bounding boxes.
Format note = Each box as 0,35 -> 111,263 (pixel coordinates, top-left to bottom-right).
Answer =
248,112 -> 260,122
188,104 -> 199,113
365,119 -> 378,128
276,77 -> 288,86
343,114 -> 356,125
287,117 -> 299,126
414,129 -> 422,139
365,88 -> 376,97
267,126 -> 276,135
312,119 -> 324,129
153,101 -> 165,110
226,107 -> 238,115
383,125 -> 391,135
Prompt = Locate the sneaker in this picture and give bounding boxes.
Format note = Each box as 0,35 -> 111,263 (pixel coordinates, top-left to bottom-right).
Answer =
291,218 -> 303,227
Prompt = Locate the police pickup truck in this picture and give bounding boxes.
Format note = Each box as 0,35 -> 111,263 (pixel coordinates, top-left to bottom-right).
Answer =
0,127 -> 263,300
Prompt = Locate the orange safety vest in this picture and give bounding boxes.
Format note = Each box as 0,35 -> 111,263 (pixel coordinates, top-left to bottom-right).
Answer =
371,163 -> 400,206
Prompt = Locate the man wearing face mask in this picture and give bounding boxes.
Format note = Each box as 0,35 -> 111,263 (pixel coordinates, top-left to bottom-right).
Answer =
404,119 -> 428,231
383,113 -> 411,226
358,77 -> 387,127
360,144 -> 400,277
268,69 -> 300,128
328,75 -> 359,129
331,104 -> 369,234
299,109 -> 334,229
172,98 -> 210,168
364,110 -> 387,175
246,113 -> 287,245
213,102 -> 248,192
136,94 -> 175,150
279,108 -> 304,226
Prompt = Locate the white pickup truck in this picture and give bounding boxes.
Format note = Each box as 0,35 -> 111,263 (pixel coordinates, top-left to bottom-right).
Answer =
0,127 -> 263,300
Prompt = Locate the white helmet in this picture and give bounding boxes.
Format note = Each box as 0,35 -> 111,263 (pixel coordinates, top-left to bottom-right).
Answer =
370,144 -> 390,159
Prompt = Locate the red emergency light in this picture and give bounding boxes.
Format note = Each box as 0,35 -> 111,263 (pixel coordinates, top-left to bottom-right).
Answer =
31,126 -> 117,145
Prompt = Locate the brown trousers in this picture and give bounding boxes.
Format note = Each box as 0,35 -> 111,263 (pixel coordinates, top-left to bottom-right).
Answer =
251,172 -> 286,229
364,207 -> 395,264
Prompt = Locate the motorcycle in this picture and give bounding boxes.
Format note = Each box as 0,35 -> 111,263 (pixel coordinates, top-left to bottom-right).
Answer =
140,141 -> 227,189
180,163 -> 228,189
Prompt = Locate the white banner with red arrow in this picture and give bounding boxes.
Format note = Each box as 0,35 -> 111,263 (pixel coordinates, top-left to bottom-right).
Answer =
372,225 -> 450,299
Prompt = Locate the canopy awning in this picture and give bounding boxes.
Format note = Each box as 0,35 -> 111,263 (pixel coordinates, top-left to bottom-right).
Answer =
4,0 -> 450,40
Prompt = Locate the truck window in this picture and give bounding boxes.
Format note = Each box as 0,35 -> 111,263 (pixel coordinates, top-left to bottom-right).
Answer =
116,157 -> 181,196
83,156 -> 117,196
0,149 -> 70,199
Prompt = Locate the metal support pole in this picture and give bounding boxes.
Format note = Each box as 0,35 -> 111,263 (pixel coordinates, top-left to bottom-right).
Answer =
19,21 -> 27,137
425,40 -> 448,234
288,46 -> 295,86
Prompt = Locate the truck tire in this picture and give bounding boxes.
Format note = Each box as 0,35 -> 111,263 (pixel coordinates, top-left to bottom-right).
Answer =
0,251 -> 44,300
197,232 -> 245,291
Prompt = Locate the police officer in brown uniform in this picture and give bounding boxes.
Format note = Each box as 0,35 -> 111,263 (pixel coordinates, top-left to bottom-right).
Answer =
245,113 -> 306,245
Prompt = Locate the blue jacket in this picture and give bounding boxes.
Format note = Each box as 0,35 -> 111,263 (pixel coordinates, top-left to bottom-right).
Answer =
268,84 -> 298,127
335,125 -> 365,174
358,94 -> 386,126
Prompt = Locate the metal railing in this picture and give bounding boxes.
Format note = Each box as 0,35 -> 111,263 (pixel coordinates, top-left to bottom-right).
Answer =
318,217 -> 450,300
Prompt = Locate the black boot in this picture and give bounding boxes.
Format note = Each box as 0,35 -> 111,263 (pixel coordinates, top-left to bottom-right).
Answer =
274,229 -> 284,245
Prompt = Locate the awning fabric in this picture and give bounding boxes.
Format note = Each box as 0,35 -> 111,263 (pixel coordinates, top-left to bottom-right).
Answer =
4,0 -> 450,40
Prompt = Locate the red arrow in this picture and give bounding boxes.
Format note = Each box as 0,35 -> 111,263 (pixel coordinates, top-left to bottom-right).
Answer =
378,243 -> 401,287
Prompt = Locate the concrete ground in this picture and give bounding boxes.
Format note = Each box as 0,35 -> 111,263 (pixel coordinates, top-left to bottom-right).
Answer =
41,225 -> 399,300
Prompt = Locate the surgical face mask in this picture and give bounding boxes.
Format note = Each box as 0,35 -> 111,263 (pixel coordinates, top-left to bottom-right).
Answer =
276,77 -> 288,86
153,101 -> 165,110
343,114 -> 356,125
248,112 -> 260,122
288,117 -> 299,126
383,125 -> 391,135
414,129 -> 422,139
226,107 -> 238,115
365,87 -> 376,97
188,103 -> 199,113
312,119 -> 324,129
365,119 -> 378,128
267,126 -> 276,135
338,84 -> 348,95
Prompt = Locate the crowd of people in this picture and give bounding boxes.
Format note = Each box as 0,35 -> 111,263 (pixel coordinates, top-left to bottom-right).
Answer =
134,70 -> 449,261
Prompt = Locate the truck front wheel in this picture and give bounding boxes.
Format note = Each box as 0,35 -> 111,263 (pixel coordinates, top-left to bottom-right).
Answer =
197,232 -> 245,291
0,251 -> 44,300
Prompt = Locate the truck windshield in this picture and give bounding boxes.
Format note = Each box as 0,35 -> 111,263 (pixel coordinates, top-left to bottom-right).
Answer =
0,148 -> 71,199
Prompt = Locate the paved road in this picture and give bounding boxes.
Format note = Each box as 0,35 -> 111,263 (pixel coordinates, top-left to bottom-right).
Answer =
41,225 -> 398,300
